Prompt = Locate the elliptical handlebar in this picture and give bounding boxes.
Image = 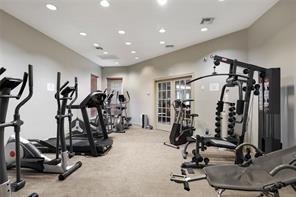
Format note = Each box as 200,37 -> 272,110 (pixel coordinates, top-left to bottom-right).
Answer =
126,91 -> 130,101
14,64 -> 34,115
60,81 -> 69,91
56,72 -> 62,109
16,73 -> 28,100
55,74 -> 78,103
121,91 -> 130,104
69,77 -> 78,107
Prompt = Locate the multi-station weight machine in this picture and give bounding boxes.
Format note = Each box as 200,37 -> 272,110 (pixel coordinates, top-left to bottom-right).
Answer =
181,55 -> 282,168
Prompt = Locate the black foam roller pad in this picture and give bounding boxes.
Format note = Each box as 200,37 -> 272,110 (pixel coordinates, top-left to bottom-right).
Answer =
217,101 -> 224,113
236,100 -> 245,115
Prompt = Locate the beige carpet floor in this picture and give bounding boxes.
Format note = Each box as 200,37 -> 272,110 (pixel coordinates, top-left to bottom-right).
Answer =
9,127 -> 295,197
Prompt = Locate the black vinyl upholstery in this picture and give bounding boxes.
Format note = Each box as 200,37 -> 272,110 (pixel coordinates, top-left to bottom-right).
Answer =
204,146 -> 296,192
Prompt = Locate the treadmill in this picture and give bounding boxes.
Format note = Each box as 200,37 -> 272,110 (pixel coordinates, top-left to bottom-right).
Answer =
31,91 -> 113,157
71,89 -> 114,137
69,90 -> 113,156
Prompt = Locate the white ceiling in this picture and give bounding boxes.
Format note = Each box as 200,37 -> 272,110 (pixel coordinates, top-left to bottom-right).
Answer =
0,0 -> 278,67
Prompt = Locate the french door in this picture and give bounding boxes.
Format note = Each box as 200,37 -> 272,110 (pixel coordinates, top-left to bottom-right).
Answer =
155,77 -> 192,131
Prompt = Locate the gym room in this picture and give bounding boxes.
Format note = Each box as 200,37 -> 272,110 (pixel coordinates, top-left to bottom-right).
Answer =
0,0 -> 295,196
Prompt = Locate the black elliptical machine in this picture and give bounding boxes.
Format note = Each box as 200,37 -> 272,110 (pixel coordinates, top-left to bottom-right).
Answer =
164,99 -> 198,149
6,72 -> 82,180
0,65 -> 37,197
113,91 -> 132,133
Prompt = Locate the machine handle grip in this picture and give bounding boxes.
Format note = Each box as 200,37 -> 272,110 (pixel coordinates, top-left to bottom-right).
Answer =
17,64 -> 33,99
14,64 -> 34,115
69,77 -> 78,106
126,91 -> 130,99
16,72 -> 28,99
28,64 -> 33,90
69,89 -> 75,98
55,72 -> 62,107
60,81 -> 69,91
0,67 -> 6,75
55,72 -> 69,100
57,72 -> 69,92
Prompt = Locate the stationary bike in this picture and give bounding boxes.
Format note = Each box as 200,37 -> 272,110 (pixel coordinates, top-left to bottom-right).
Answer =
5,72 -> 82,180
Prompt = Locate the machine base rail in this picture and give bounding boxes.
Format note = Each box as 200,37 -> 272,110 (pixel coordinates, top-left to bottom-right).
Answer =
170,173 -> 207,191
58,161 -> 82,181
163,142 -> 180,149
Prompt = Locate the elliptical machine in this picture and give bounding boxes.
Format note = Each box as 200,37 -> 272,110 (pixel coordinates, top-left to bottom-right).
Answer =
101,90 -> 115,132
6,72 -> 82,180
113,91 -> 132,133
0,65 -> 37,197
164,99 -> 198,149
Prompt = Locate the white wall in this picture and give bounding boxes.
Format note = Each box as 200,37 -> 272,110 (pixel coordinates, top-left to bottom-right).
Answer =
103,30 -> 249,136
248,0 -> 296,147
101,66 -> 128,90
0,10 -> 102,141
102,0 -> 296,148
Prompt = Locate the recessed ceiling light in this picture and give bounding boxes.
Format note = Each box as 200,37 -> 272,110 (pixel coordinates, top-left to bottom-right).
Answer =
201,27 -> 208,32
157,0 -> 168,6
103,51 -> 109,55
131,51 -> 136,54
160,41 -> 165,45
159,28 -> 166,33
79,32 -> 87,36
93,43 -> 99,47
135,57 -> 139,60
46,4 -> 57,11
218,0 -> 225,2
125,42 -> 132,45
100,0 -> 110,7
118,30 -> 126,35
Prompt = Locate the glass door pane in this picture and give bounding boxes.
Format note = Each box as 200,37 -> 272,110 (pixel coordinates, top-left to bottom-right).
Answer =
156,81 -> 172,130
155,77 -> 192,131
174,78 -> 192,123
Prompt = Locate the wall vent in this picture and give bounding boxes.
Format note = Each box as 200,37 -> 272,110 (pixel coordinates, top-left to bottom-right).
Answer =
165,44 -> 175,48
95,46 -> 103,50
201,17 -> 215,25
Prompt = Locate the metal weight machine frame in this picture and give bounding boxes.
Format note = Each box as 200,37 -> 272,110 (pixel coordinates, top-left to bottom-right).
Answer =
182,55 -> 281,168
